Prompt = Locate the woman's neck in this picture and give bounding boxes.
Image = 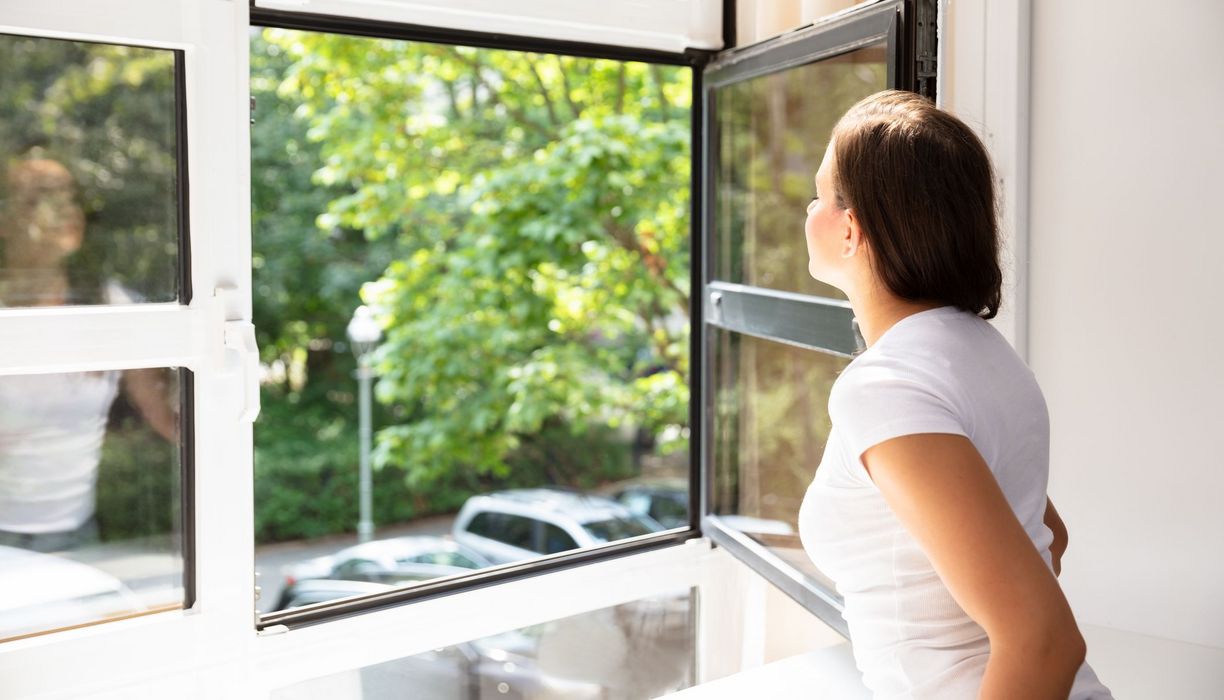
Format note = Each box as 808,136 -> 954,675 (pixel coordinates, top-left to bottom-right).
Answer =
846,281 -> 945,349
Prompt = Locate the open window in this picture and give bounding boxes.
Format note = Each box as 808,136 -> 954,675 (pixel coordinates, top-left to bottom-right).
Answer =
248,0 -> 935,639
248,8 -> 707,632
0,0 -> 937,695
700,0 -> 936,635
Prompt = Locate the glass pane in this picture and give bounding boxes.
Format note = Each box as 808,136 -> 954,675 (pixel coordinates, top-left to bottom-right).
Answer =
713,44 -> 887,297
251,29 -> 691,614
0,34 -> 182,307
710,328 -> 846,591
0,367 -> 185,641
272,589 -> 696,700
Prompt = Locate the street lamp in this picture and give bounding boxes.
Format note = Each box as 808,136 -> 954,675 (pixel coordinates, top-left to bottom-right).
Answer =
346,305 -> 382,543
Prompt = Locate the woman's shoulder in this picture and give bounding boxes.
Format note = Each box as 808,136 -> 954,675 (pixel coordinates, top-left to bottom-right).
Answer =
829,310 -> 989,424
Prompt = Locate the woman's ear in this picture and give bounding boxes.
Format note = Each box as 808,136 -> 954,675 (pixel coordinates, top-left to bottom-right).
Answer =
842,208 -> 866,258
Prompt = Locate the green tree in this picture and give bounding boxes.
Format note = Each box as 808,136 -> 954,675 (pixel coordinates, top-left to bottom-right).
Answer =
264,30 -> 692,489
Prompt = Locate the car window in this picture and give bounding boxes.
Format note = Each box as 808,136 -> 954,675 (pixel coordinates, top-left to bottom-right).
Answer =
401,552 -> 481,568
468,511 -> 534,550
582,517 -> 657,543
332,559 -> 379,580
495,514 -> 536,550
466,512 -> 498,539
649,493 -> 688,525
541,523 -> 578,555
619,492 -> 653,516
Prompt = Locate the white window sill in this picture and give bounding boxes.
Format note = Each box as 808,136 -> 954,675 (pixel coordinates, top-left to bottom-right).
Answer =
664,641 -> 870,699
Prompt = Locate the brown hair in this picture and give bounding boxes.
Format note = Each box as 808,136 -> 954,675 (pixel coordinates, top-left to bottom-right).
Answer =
830,89 -> 1002,319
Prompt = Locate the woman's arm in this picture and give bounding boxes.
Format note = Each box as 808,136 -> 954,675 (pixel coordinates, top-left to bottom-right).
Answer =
861,433 -> 1086,699
121,368 -> 179,442
1044,497 -> 1068,577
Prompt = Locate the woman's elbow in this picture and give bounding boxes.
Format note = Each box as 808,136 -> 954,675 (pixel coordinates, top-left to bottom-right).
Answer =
995,621 -> 1087,672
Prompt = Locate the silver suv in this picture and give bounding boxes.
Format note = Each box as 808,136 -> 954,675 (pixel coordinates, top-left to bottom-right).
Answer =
452,488 -> 664,564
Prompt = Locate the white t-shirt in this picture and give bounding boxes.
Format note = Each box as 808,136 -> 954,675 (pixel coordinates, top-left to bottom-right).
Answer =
0,281 -> 136,533
797,305 -> 1113,699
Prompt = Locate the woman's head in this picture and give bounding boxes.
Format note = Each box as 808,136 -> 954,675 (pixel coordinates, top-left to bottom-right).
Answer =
803,89 -> 1002,319
1,158 -> 86,265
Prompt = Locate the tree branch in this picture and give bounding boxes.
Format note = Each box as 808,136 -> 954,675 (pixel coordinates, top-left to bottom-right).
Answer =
604,219 -> 690,319
444,78 -> 463,121
449,49 -> 554,140
525,62 -> 560,127
649,65 -> 671,121
467,63 -> 552,141
554,55 -> 584,119
615,64 -> 626,115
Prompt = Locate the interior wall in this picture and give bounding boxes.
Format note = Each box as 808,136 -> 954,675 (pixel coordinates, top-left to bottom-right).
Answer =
1027,0 -> 1223,653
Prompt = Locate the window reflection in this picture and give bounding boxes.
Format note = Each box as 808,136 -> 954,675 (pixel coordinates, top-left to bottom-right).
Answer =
711,328 -> 845,590
272,589 -> 696,700
713,44 -> 887,297
0,34 -> 181,307
0,368 -> 185,641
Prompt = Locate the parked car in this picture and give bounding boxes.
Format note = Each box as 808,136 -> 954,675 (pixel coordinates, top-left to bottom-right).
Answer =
601,477 -> 796,535
600,476 -> 690,529
275,579 -> 602,700
277,535 -> 493,611
0,545 -> 146,641
452,488 -> 665,564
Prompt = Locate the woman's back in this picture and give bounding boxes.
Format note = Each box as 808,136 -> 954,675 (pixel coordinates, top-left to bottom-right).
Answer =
798,305 -> 1113,698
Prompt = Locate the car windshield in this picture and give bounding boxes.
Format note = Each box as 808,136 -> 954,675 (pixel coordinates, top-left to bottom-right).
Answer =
581,516 -> 657,543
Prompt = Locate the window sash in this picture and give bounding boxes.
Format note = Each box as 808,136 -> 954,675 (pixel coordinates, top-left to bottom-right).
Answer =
0,0 -> 254,691
248,12 -> 713,633
698,0 -> 924,634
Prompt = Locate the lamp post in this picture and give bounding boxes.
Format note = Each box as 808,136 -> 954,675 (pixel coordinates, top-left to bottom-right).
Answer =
346,305 -> 382,543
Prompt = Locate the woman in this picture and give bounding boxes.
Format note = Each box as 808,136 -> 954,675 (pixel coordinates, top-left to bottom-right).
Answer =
797,91 -> 1114,699
0,156 -> 177,553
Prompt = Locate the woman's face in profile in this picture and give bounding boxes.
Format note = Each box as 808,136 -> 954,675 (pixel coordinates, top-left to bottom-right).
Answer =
803,140 -> 844,286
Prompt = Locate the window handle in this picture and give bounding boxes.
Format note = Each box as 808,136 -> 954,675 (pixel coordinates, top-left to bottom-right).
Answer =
224,319 -> 261,422
214,284 -> 261,423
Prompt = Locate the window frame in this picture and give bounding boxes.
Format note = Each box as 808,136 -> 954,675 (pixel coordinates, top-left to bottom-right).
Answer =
249,6 -> 714,633
0,22 -> 200,636
0,0 -> 258,694
698,0 -> 936,637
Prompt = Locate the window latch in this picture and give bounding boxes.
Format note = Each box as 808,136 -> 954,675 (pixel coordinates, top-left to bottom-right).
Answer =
214,285 -> 261,422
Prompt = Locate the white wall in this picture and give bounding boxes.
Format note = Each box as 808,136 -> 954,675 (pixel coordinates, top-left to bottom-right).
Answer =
1026,0 -> 1224,679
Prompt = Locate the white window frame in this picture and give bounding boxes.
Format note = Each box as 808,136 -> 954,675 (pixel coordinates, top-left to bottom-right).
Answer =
252,0 -> 724,53
937,0 -> 1031,359
0,0 -> 258,696
0,3 -> 728,697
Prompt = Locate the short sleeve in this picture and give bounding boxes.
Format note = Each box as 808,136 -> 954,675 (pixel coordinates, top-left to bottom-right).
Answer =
829,364 -> 969,479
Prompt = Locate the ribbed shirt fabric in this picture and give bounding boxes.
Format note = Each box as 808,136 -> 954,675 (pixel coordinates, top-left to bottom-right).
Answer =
798,305 -> 1113,699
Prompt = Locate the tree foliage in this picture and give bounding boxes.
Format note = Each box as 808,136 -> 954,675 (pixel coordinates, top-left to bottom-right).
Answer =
262,30 -> 692,489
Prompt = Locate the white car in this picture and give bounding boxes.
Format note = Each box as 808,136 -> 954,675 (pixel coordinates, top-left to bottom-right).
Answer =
452,489 -> 665,564
0,545 -> 146,641
280,535 -> 492,601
